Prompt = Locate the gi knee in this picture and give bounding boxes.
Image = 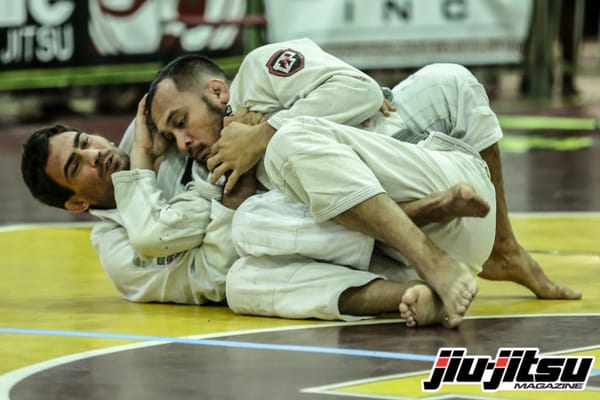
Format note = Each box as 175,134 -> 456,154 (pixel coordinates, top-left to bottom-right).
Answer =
264,116 -> 313,179
420,63 -> 478,87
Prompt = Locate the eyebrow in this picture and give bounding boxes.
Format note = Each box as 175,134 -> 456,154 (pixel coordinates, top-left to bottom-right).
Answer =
165,109 -> 178,126
63,131 -> 82,182
156,109 -> 179,138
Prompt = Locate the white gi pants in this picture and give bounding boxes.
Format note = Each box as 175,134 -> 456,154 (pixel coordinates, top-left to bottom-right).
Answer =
226,63 -> 500,321
227,118 -> 496,321
389,63 -> 503,151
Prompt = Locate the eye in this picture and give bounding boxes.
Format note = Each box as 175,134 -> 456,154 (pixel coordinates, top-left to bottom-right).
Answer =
81,136 -> 90,148
160,132 -> 174,142
176,116 -> 186,128
72,160 -> 80,177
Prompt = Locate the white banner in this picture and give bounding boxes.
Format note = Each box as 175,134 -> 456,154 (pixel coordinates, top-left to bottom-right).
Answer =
264,0 -> 533,69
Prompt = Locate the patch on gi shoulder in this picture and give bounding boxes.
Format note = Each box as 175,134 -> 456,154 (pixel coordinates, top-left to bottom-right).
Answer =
266,48 -> 305,77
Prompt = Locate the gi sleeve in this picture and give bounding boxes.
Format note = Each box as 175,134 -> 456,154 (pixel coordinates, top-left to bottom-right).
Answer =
267,74 -> 383,130
111,169 -> 215,259
90,217 -> 164,301
90,198 -> 235,304
230,38 -> 383,129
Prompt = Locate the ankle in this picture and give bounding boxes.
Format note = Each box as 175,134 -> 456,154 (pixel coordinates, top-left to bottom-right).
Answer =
491,236 -> 520,255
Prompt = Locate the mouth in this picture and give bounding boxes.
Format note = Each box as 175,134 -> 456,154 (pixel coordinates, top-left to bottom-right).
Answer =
193,148 -> 210,164
103,153 -> 121,178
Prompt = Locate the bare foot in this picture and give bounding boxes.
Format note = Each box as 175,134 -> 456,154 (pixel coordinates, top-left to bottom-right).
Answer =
480,242 -> 582,300
399,283 -> 446,328
403,183 -> 491,227
420,258 -> 479,328
437,183 -> 491,222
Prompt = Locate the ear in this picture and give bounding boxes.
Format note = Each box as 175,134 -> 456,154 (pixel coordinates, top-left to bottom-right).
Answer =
64,196 -> 90,213
206,79 -> 230,105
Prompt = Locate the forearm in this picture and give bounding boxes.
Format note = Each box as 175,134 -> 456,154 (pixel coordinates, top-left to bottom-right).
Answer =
130,147 -> 154,170
221,168 -> 260,210
255,121 -> 276,153
91,217 -> 225,305
112,169 -> 215,257
130,94 -> 167,171
267,74 -> 383,129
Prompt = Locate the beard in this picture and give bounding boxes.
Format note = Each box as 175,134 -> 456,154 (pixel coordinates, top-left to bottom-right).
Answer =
201,94 -> 226,136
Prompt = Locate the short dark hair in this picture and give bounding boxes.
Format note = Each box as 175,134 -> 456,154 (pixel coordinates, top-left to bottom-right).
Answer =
21,124 -> 82,209
145,54 -> 229,126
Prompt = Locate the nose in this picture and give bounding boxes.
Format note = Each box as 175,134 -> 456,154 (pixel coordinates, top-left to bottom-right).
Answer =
77,148 -> 101,167
174,131 -> 194,156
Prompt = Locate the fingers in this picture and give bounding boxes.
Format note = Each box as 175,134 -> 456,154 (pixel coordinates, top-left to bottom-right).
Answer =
381,98 -> 397,115
224,171 -> 241,194
137,94 -> 147,115
225,109 -> 266,126
236,107 -> 249,117
209,162 -> 229,184
210,167 -> 225,185
207,158 -> 241,193
210,141 -> 219,154
224,108 -> 249,127
206,150 -> 222,171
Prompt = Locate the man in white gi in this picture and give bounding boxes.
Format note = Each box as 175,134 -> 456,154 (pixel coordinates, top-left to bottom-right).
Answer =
146,57 -> 490,327
20,117 -> 241,305
21,96 -> 489,326
22,37 -> 576,326
144,38 -> 580,306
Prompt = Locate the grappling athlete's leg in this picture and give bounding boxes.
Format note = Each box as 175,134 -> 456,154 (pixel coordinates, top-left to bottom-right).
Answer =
478,144 -> 582,299
391,64 -> 580,300
399,182 -> 490,226
339,182 -> 490,325
334,193 -> 477,328
339,279 -> 446,327
264,117 -> 494,328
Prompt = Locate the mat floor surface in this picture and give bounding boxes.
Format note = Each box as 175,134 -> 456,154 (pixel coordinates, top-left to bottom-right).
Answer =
1,66 -> 600,399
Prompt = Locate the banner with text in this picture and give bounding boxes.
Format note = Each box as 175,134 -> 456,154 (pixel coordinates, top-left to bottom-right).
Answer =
264,0 -> 533,69
0,0 -> 249,89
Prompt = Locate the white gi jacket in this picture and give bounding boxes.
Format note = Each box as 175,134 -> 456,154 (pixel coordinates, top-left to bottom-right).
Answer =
228,38 -> 404,135
225,43 -> 502,320
230,38 -> 501,151
88,38 -> 392,306
88,39 -> 502,316
90,135 -> 237,304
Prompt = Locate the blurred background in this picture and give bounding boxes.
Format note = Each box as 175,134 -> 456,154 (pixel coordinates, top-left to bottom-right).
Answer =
2,0 -> 600,224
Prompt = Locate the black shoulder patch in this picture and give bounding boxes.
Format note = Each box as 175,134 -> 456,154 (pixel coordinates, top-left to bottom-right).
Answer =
266,48 -> 305,77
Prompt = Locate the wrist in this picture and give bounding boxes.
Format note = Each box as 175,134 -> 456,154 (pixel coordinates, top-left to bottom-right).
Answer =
130,147 -> 154,170
257,121 -> 276,151
221,171 -> 257,209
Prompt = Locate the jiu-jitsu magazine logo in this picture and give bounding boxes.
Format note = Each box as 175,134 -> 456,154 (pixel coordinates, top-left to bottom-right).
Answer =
422,348 -> 594,391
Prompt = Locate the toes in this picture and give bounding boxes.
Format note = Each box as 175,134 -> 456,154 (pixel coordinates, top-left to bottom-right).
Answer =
545,286 -> 582,300
399,302 -> 412,317
401,288 -> 418,305
399,303 -> 410,318
564,288 -> 582,300
400,303 -> 417,327
457,295 -> 472,310
444,314 -> 463,328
